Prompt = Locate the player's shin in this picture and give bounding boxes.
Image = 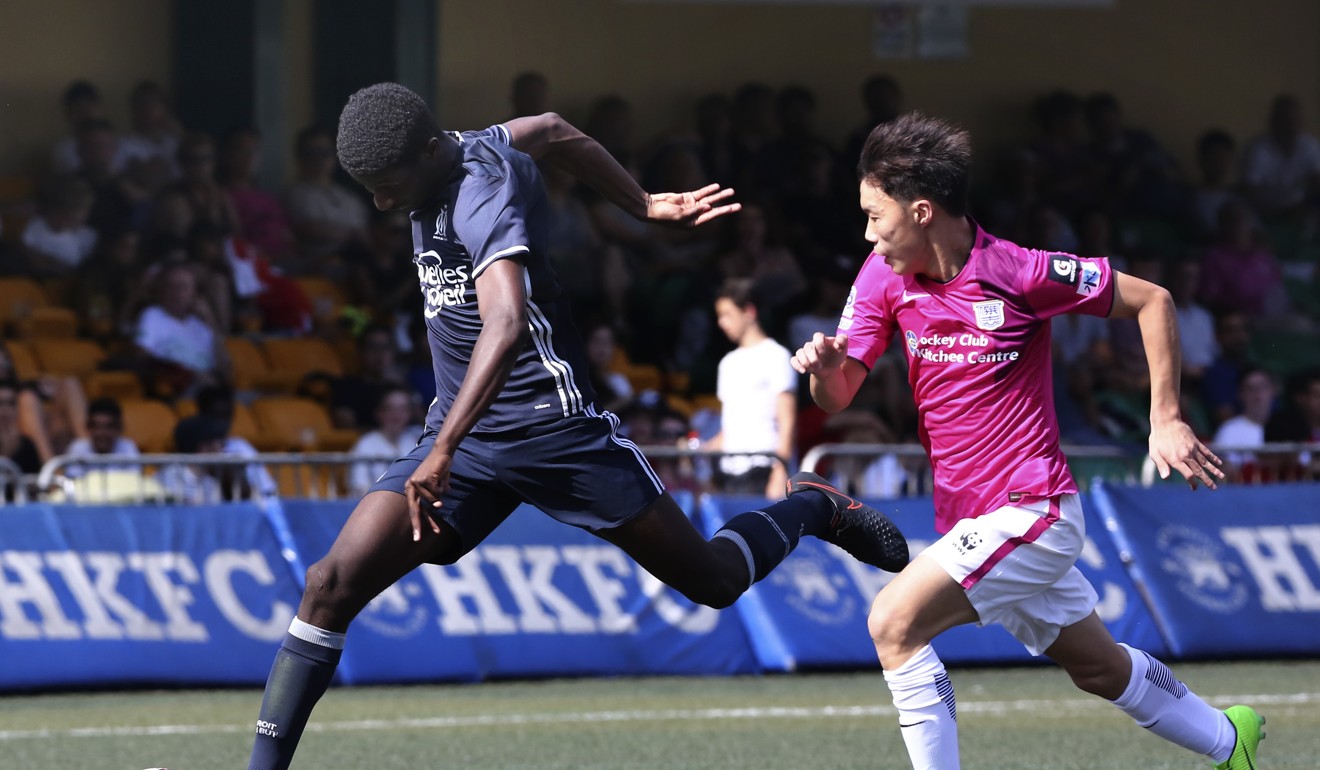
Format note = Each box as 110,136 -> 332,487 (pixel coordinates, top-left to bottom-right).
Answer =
248,617 -> 346,770
711,494 -> 831,588
883,644 -> 961,770
1109,643 -> 1236,762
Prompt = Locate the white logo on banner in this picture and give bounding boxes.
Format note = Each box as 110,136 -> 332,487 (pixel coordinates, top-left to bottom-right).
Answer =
1155,526 -> 1249,614
0,550 -> 293,642
768,549 -> 857,626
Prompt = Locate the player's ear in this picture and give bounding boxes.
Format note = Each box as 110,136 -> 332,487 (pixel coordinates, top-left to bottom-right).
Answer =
912,199 -> 933,227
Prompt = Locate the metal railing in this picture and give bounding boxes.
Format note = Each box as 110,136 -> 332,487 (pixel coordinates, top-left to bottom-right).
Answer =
11,441 -> 1316,506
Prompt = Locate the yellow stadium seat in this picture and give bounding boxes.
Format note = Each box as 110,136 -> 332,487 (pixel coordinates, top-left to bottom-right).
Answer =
250,396 -> 358,451
224,337 -> 298,392
119,398 -> 179,453
31,338 -> 106,378
691,394 -> 722,415
295,277 -> 348,326
4,340 -> 41,381
0,277 -> 50,328
622,363 -> 664,393
84,371 -> 144,400
261,337 -> 344,380
17,306 -> 80,339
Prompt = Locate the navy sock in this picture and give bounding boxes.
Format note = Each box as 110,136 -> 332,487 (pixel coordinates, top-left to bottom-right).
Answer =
713,493 -> 833,585
249,622 -> 344,770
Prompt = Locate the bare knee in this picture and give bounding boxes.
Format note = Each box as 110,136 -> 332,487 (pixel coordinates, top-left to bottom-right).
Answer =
300,558 -> 359,628
1064,654 -> 1130,699
868,596 -> 923,668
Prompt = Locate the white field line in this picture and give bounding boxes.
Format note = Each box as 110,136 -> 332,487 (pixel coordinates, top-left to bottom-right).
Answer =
0,692 -> 1315,742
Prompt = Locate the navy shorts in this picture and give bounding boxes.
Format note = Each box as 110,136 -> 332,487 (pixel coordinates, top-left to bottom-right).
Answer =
368,408 -> 664,555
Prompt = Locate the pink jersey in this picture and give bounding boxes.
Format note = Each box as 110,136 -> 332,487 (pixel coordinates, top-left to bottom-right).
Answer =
839,224 -> 1115,532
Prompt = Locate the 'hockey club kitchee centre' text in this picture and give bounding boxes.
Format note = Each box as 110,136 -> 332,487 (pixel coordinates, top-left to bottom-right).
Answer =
905,331 -> 1021,364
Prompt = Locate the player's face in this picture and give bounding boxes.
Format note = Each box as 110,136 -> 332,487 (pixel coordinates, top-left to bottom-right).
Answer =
356,137 -> 450,213
859,182 -> 927,276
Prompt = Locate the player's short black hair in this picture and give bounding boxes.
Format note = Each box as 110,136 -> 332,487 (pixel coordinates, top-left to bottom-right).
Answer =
336,82 -> 440,178
62,80 -> 100,107
858,112 -> 971,218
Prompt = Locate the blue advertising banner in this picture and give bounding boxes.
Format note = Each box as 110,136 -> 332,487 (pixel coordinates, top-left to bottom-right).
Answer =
277,494 -> 761,684
698,492 -> 1167,671
1092,481 -> 1320,659
0,504 -> 302,690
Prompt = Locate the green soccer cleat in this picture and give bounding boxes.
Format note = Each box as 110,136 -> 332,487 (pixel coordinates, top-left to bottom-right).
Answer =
1214,705 -> 1265,770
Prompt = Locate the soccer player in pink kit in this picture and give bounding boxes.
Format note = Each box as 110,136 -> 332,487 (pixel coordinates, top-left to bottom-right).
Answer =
791,113 -> 1264,770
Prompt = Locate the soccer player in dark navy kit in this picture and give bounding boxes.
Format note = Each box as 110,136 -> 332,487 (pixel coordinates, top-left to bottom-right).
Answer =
246,83 -> 908,770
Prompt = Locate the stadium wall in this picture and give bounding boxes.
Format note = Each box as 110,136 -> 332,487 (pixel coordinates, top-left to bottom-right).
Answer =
1,0 -> 1318,177
2,484 -> 1316,691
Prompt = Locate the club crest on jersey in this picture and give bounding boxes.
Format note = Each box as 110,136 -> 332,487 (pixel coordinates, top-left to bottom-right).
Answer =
972,300 -> 1005,330
838,286 -> 858,330
905,329 -> 918,354
434,205 -> 450,241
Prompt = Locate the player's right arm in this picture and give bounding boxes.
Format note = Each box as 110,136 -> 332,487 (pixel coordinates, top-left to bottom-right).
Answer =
793,333 -> 869,414
502,112 -> 738,227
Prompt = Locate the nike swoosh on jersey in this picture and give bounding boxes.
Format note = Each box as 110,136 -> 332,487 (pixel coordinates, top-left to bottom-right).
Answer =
901,290 -> 930,302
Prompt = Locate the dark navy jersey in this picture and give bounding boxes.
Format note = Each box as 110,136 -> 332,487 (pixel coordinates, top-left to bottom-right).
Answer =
410,125 -> 594,435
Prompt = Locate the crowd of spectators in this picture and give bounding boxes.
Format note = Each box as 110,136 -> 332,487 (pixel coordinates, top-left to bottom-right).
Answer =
0,72 -> 1317,498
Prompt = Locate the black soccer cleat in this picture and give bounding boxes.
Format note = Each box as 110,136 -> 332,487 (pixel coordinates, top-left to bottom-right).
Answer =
786,471 -> 909,572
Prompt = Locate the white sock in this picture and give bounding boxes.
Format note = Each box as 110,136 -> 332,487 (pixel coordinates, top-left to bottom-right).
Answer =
883,644 -> 960,770
1110,643 -> 1236,762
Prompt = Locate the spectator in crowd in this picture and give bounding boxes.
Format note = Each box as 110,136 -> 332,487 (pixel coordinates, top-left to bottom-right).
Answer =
1166,257 -> 1218,382
219,126 -> 295,261
1028,89 -> 1097,217
694,93 -> 736,189
713,202 -> 806,326
585,94 -> 638,172
1241,94 -> 1320,222
283,126 -> 369,267
820,400 -> 908,500
69,226 -> 143,341
1264,368 -> 1320,444
52,81 -> 125,174
63,397 -> 140,477
195,384 -> 278,497
729,81 -> 776,192
121,80 -> 183,184
508,71 -> 549,119
21,173 -> 97,276
844,73 -> 903,167
699,278 -> 797,497
1212,367 -> 1277,449
76,117 -> 146,236
350,208 -> 418,324
780,139 -> 864,264
1201,309 -> 1256,428
762,85 -> 833,196
1188,129 -> 1250,241
0,379 -> 41,475
584,322 -> 635,414
1084,91 -> 1183,218
541,161 -> 620,323
331,324 -> 408,430
0,342 -> 89,464
134,261 -> 229,397
171,132 -> 239,234
786,258 -> 854,357
348,385 -> 423,496
156,414 -> 233,504
1198,199 -> 1286,318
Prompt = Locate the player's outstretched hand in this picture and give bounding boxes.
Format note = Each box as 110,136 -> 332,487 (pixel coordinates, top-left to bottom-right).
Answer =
646,183 -> 741,227
792,333 -> 849,376
405,448 -> 452,541
1149,419 -> 1224,491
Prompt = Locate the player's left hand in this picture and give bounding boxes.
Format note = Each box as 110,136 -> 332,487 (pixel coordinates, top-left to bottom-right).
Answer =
405,448 -> 452,541
646,184 -> 741,227
1149,419 -> 1224,491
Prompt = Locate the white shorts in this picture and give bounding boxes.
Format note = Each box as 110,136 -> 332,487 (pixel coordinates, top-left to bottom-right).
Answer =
922,494 -> 1098,656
